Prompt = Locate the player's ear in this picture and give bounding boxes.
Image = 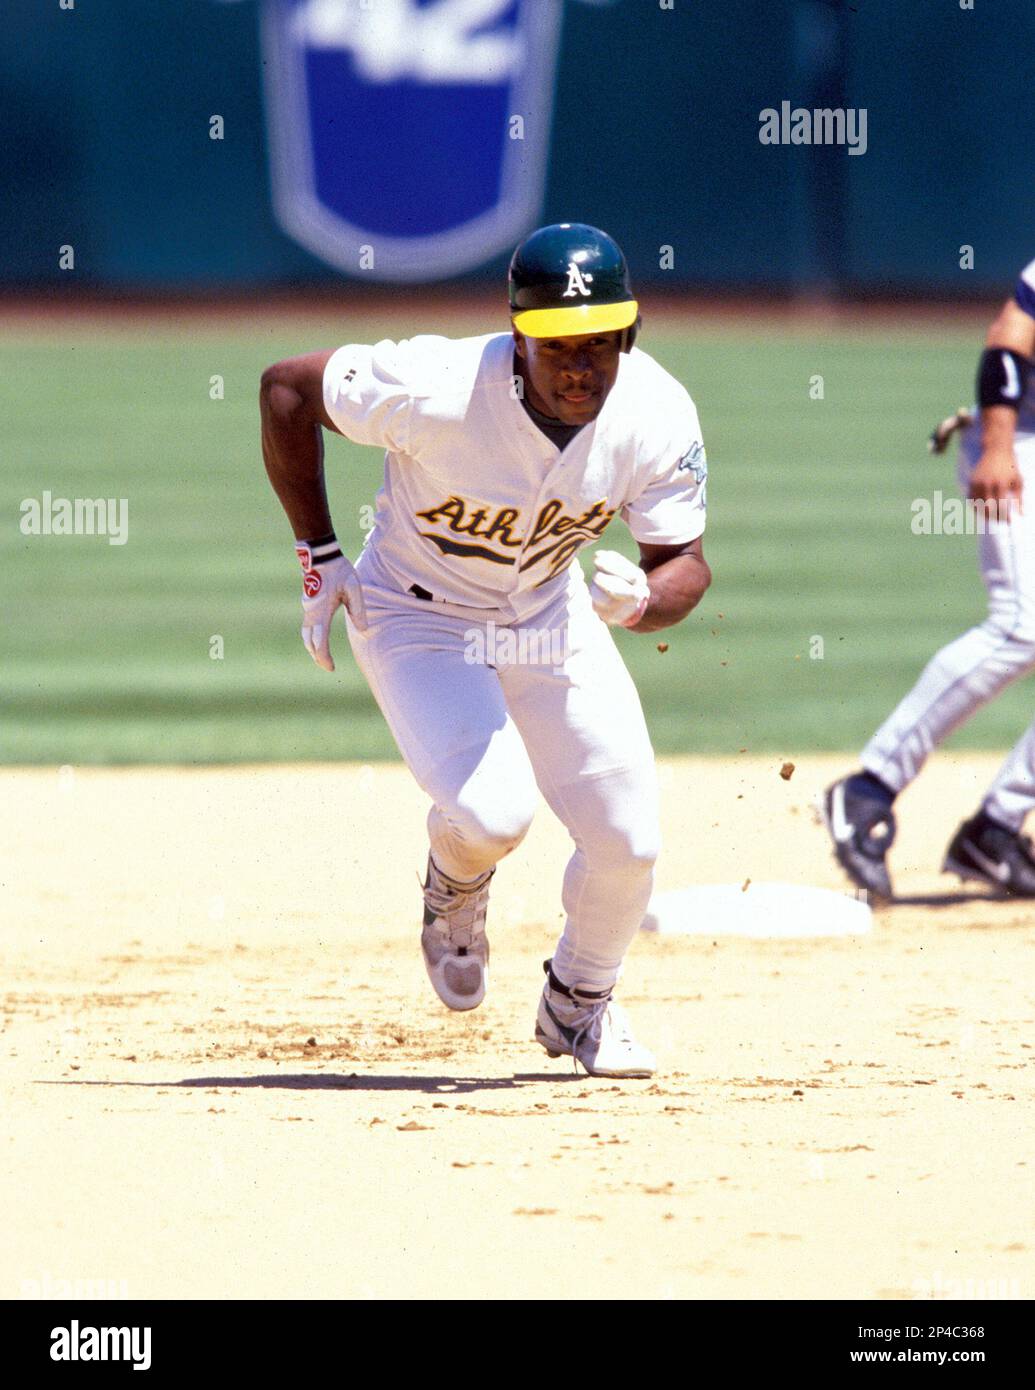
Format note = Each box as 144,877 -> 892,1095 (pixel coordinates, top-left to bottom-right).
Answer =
512,327 -> 527,358
621,315 -> 642,354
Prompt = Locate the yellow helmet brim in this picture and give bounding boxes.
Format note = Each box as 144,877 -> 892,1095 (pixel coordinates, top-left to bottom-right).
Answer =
511,299 -> 639,339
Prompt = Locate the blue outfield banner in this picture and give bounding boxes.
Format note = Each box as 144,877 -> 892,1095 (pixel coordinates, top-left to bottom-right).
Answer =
262,0 -> 582,281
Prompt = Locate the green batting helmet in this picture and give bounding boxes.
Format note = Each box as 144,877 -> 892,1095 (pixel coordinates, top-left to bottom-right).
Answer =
508,222 -> 640,346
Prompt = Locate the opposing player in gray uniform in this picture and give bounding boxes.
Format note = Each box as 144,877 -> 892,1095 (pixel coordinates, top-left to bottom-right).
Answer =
824,258 -> 1035,899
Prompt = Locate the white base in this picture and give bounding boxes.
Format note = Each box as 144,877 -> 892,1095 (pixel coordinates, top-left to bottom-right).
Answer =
641,881 -> 873,939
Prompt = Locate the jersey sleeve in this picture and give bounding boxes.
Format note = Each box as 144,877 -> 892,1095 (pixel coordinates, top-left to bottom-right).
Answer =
1014,259 -> 1035,319
621,399 -> 708,546
322,338 -> 417,452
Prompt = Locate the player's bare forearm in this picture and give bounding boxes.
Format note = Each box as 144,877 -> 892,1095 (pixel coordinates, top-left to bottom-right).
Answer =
260,351 -> 339,540
979,406 -> 1020,453
262,409 -> 332,539
631,541 -> 711,634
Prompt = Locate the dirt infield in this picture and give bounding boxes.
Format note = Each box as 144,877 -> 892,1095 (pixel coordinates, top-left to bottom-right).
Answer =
2,755 -> 1032,1301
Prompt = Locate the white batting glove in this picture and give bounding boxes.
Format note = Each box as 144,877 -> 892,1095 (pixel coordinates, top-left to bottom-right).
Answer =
296,535 -> 368,672
589,549 -> 651,628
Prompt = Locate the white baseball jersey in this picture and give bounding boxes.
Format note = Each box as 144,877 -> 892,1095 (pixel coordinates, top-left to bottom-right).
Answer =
322,332 -> 707,622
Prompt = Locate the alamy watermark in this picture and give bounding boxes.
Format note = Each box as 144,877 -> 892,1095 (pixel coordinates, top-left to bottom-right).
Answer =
759,102 -> 868,156
20,492 -> 128,546
464,621 -> 568,673
912,1270 -> 1021,1301
21,1270 -> 128,1299
911,491 -> 1016,535
50,1321 -> 151,1371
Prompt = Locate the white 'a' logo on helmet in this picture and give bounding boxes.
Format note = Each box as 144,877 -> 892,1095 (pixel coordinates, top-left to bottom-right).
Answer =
562,261 -> 594,298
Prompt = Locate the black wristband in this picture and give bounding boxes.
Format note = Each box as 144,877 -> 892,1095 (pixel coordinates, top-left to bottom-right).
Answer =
295,532 -> 342,567
977,347 -> 1032,410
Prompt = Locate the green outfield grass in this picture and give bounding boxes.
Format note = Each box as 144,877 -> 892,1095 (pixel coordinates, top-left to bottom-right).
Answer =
2,310 -> 1029,764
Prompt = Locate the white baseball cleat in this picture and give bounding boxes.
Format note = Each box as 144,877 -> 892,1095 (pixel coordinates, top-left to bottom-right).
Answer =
534,960 -> 656,1078
420,855 -> 494,1012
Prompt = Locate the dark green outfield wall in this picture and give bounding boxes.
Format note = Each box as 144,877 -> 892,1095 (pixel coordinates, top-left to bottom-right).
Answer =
4,0 -> 1033,291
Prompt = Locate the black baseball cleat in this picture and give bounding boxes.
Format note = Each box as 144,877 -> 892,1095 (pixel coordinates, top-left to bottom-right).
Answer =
821,776 -> 897,900
942,814 -> 1035,897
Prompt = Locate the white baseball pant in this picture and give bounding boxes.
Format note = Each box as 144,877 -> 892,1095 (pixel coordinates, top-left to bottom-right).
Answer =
345,565 -> 659,992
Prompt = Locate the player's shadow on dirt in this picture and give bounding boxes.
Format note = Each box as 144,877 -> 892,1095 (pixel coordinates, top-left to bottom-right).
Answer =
890,889 -> 1014,908
185,1073 -> 564,1093
43,1073 -> 570,1094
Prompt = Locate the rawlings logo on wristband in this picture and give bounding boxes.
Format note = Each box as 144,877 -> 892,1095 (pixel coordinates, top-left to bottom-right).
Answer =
296,533 -> 342,571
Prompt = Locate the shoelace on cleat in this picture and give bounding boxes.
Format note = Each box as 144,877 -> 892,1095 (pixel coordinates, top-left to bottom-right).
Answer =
565,992 -> 614,1077
422,866 -> 492,949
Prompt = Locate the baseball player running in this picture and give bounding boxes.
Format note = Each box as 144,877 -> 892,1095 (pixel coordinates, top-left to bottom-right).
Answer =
823,256 -> 1035,899
260,224 -> 711,1077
